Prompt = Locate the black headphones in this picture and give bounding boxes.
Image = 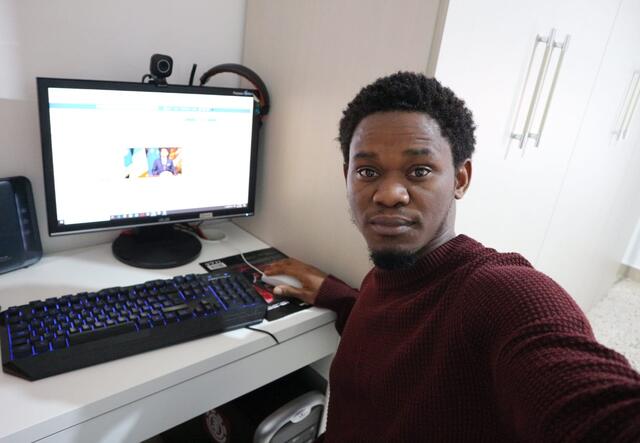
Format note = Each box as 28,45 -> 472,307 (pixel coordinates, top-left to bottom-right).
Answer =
199,63 -> 270,123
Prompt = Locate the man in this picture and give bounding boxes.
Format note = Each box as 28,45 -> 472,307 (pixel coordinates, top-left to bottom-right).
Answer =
151,147 -> 176,176
265,72 -> 640,442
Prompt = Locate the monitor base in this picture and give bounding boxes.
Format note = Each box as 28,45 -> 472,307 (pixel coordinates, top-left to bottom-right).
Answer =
112,225 -> 202,269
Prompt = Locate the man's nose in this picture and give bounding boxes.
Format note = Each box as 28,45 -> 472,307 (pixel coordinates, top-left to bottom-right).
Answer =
372,177 -> 410,207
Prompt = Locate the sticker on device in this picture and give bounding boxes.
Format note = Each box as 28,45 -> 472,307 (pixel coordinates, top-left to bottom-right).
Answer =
202,260 -> 227,271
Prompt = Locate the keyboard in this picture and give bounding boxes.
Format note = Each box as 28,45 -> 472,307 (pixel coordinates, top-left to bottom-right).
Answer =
0,271 -> 267,381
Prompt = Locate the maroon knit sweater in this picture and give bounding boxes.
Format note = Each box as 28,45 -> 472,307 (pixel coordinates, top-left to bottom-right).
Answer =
315,235 -> 640,442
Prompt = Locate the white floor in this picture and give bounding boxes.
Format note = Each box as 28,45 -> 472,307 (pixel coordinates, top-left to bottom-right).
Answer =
587,278 -> 640,370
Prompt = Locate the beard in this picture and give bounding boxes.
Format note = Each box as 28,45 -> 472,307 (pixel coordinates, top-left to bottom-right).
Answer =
370,249 -> 420,270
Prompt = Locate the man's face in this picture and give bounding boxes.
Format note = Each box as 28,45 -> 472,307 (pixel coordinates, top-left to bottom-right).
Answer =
345,111 -> 470,263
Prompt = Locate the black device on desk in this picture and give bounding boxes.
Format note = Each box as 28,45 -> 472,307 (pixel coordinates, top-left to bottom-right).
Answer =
0,176 -> 42,274
36,77 -> 262,269
0,271 -> 267,380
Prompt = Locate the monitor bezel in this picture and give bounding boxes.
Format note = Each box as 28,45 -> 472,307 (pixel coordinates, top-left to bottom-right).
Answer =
36,77 -> 260,236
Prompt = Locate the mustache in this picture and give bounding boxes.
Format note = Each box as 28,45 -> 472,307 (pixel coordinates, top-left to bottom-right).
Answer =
347,206 -> 422,224
367,214 -> 415,225
366,210 -> 420,224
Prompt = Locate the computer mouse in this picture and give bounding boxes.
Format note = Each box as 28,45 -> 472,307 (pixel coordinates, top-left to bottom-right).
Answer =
260,273 -> 303,289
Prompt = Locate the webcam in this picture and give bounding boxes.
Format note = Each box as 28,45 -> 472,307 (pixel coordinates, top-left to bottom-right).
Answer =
149,54 -> 173,84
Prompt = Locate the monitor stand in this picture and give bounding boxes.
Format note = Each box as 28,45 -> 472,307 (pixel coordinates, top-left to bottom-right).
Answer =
112,225 -> 202,269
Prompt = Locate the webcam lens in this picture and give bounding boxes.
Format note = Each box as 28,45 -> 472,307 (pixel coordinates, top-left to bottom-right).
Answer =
157,60 -> 171,74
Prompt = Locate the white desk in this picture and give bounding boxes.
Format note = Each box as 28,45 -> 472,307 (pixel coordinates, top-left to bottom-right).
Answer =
0,222 -> 339,443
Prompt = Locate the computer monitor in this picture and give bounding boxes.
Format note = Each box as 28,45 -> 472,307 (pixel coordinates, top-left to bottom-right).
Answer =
36,77 -> 260,269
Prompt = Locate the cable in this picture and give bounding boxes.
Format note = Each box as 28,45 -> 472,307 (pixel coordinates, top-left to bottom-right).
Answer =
239,250 -> 265,276
174,222 -> 272,275
246,326 -> 280,344
193,222 -> 265,274
175,222 -> 265,275
141,73 -> 152,84
224,238 -> 266,276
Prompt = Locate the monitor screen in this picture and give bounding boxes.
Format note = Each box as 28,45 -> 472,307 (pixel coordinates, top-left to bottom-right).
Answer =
37,77 -> 261,267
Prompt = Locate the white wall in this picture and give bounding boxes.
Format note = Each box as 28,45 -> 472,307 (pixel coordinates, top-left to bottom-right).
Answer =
237,0 -> 445,287
0,0 -> 247,253
623,221 -> 640,269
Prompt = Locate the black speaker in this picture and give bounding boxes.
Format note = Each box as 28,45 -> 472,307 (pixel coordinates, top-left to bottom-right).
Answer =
0,176 -> 42,274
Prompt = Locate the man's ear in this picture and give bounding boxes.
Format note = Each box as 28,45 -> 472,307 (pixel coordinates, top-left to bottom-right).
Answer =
454,159 -> 472,199
343,163 -> 348,181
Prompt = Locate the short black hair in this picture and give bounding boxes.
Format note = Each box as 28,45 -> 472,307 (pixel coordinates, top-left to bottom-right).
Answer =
338,72 -> 476,167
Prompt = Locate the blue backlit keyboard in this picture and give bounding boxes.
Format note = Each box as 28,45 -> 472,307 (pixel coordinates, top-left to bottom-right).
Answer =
0,271 -> 267,380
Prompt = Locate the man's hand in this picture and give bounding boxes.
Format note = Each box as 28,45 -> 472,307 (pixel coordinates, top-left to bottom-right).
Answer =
262,258 -> 328,305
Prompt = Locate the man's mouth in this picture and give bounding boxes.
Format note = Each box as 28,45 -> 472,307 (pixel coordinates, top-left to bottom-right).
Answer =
367,215 -> 415,236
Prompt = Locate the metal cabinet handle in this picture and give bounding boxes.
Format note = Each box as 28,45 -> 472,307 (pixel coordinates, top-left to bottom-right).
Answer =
510,35 -> 546,143
529,35 -> 570,147
510,29 -> 557,150
617,71 -> 640,140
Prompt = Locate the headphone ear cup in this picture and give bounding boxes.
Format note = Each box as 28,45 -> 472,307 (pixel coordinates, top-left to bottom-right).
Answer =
199,63 -> 270,117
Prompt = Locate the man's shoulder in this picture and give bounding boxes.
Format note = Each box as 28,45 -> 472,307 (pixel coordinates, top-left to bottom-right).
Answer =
465,248 -> 556,293
461,246 -> 586,324
455,240 -> 575,303
453,243 -> 590,340
454,238 -> 538,287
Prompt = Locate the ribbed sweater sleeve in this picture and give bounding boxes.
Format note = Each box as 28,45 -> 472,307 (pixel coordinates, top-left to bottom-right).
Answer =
468,265 -> 640,442
315,275 -> 358,335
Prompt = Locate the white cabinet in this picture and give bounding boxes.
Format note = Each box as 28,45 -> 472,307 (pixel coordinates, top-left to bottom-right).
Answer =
536,0 -> 640,308
437,0 -> 640,308
436,0 -> 621,266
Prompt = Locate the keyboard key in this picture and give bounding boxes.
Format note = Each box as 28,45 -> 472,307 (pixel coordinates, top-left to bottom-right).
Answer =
162,303 -> 188,314
11,337 -> 28,347
177,309 -> 193,320
11,330 -> 29,340
11,323 -> 28,333
52,337 -> 67,349
34,341 -> 50,354
68,322 -> 136,346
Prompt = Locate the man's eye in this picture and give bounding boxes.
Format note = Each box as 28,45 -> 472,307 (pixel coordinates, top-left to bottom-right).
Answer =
356,168 -> 379,178
409,167 -> 431,178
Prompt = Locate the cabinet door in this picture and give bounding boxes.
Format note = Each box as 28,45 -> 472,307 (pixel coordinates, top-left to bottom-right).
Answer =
436,0 -> 620,262
536,0 -> 640,309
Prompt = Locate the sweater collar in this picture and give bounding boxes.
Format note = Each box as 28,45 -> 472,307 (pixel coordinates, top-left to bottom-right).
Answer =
370,234 -> 481,291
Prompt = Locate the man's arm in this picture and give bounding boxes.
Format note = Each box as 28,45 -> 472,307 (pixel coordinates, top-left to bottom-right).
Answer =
493,317 -> 640,442
263,258 -> 358,334
314,275 -> 359,334
474,267 -> 640,442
